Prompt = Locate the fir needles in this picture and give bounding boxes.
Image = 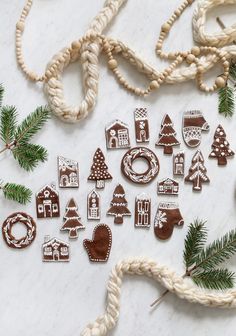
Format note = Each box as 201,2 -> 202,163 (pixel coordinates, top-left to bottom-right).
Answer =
218,62 -> 236,117
151,220 -> 236,307
0,84 -> 50,204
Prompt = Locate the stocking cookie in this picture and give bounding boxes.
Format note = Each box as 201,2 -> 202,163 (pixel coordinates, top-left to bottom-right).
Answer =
42,236 -> 70,262
182,110 -> 209,147
88,148 -> 112,189
209,125 -> 234,165
156,114 -> 180,154
2,212 -> 36,249
134,193 -> 151,228
173,151 -> 185,176
157,178 -> 179,195
58,156 -> 79,188
36,183 -> 60,218
107,184 -> 131,224
61,198 -> 85,239
87,190 -> 100,220
83,224 -> 112,262
154,202 -> 184,240
105,120 -> 130,149
134,108 -> 150,143
185,150 -> 210,191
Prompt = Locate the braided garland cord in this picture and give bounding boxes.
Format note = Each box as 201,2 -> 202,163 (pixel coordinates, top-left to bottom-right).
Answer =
81,258 -> 236,336
15,0 -> 236,123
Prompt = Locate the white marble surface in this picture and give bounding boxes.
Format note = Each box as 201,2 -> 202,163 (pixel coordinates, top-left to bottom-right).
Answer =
1,0 -> 236,335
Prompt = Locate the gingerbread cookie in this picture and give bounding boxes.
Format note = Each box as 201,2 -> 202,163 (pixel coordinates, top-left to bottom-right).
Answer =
36,183 -> 60,218
58,156 -> 79,188
173,151 -> 185,176
182,110 -> 209,147
209,125 -> 234,165
105,120 -> 131,149
83,224 -> 112,262
87,189 -> 100,220
134,193 -> 151,228
121,147 -> 159,184
157,178 -> 179,195
185,150 -> 210,191
156,114 -> 180,154
134,108 -> 150,143
107,184 -> 131,224
61,198 -> 85,239
88,148 -> 112,189
154,202 -> 184,240
42,236 -> 70,262
2,212 -> 36,249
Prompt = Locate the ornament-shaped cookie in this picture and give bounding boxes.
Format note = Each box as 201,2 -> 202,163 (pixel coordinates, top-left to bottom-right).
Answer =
107,184 -> 131,224
83,224 -> 112,262
209,125 -> 234,165
88,148 -> 112,189
61,198 -> 85,239
185,150 -> 210,191
156,114 -> 180,154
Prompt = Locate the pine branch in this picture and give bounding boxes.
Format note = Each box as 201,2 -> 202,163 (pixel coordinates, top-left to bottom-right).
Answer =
2,182 -> 32,204
193,230 -> 236,272
0,84 -> 4,108
192,269 -> 235,290
183,219 -> 207,269
12,143 -> 48,171
0,105 -> 18,144
218,86 -> 235,117
14,105 -> 51,144
229,62 -> 236,81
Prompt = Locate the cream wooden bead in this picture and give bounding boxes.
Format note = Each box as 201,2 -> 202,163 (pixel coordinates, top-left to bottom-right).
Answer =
215,76 -> 226,88
191,46 -> 200,56
161,23 -> 171,33
16,21 -> 25,31
186,54 -> 196,63
150,80 -> 159,90
108,59 -> 117,69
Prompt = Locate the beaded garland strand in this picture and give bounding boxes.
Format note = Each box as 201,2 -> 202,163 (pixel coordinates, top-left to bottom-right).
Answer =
16,0 -> 236,123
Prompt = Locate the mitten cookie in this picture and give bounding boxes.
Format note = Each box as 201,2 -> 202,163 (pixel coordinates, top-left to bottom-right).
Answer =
83,224 -> 112,262
209,125 -> 234,165
182,110 -> 209,147
154,202 -> 184,240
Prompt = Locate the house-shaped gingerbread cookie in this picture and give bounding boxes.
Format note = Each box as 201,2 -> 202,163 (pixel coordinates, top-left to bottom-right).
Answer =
36,184 -> 60,218
105,119 -> 130,149
42,236 -> 69,262
157,178 -> 179,195
58,156 -> 79,188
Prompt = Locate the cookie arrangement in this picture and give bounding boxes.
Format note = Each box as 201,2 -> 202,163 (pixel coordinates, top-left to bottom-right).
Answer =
1,108 -> 234,259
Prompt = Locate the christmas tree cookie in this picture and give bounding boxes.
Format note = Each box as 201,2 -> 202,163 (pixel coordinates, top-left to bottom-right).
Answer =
107,184 -> 131,224
185,150 -> 210,191
209,125 -> 234,165
156,114 -> 180,154
88,148 -> 112,189
61,198 -> 85,239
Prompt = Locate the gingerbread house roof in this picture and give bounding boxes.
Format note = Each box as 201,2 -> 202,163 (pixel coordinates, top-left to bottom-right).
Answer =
136,192 -> 150,201
43,237 -> 69,249
36,184 -> 58,198
106,119 -> 129,132
158,178 -> 178,186
88,189 -> 99,198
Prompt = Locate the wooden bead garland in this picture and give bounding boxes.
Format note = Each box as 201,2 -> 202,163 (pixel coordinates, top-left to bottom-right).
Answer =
16,0 -> 236,123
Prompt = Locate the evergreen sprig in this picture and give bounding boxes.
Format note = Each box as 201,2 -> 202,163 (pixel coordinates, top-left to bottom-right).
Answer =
0,87 -> 50,171
183,219 -> 207,269
218,63 -> 236,117
1,182 -> 32,204
183,220 -> 236,290
14,106 -> 50,145
0,84 -> 4,107
218,85 -> 235,118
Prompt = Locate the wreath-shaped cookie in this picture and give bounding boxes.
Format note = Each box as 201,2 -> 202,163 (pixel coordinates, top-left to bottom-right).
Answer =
2,212 -> 37,249
121,147 -> 160,184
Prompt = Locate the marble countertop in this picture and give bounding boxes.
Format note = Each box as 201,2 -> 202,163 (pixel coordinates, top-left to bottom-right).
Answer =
1,0 -> 236,335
